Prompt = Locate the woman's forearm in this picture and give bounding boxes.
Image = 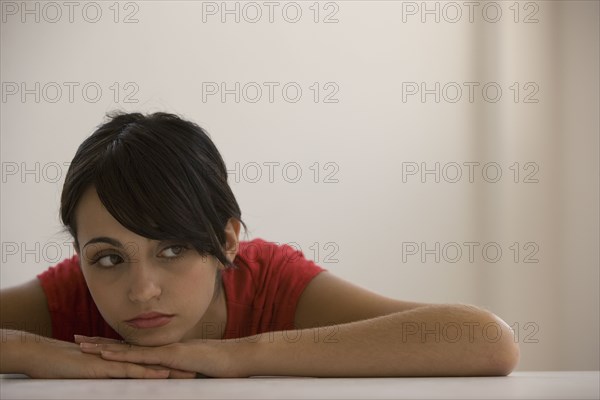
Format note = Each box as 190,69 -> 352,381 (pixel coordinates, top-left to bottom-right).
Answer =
239,304 -> 520,377
0,329 -> 39,374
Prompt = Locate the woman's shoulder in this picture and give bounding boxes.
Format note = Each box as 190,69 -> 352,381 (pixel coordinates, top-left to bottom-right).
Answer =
235,237 -> 309,269
232,237 -> 326,282
35,254 -> 92,319
36,254 -> 86,295
36,254 -> 82,280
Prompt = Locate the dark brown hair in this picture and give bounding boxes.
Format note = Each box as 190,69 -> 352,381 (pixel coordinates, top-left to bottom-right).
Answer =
60,111 -> 248,302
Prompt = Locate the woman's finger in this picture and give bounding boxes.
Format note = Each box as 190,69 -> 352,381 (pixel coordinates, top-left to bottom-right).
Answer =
105,361 -> 171,379
166,369 -> 198,379
100,347 -> 164,365
96,353 -> 195,379
79,341 -> 134,355
91,343 -> 198,378
135,363 -> 196,379
74,334 -> 126,345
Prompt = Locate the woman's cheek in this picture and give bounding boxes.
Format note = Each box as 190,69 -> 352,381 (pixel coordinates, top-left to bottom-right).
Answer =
86,280 -> 129,330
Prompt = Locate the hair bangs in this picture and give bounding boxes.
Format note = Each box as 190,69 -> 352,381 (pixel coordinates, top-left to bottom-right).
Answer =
93,128 -> 217,257
61,111 -> 249,282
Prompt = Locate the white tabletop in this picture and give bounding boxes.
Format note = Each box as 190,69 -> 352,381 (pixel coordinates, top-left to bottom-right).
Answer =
1,371 -> 598,399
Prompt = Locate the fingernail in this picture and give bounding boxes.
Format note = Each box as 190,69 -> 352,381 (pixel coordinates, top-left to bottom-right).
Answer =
74,334 -> 87,341
80,342 -> 98,349
159,370 -> 171,378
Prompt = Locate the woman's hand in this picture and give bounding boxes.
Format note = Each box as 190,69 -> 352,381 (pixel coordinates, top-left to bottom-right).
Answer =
77,334 -> 252,378
21,332 -> 195,379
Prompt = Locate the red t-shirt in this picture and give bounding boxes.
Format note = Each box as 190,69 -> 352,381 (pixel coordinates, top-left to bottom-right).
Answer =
36,238 -> 327,342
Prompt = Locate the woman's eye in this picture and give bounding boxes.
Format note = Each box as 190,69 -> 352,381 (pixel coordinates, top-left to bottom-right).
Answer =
95,254 -> 123,268
160,245 -> 187,258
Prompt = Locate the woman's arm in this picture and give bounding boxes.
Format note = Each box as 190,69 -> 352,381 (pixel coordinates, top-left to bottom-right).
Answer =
0,329 -> 33,374
246,303 -> 520,377
291,271 -> 520,376
0,279 -> 195,378
79,272 -> 520,377
1,279 -> 53,375
83,303 -> 519,377
1,279 -> 54,337
0,328 -> 197,378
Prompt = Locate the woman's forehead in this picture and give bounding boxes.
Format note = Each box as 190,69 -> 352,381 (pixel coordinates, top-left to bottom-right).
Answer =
75,187 -> 138,245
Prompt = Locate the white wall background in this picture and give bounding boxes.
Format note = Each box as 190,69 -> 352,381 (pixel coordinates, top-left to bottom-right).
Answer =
1,1 -> 598,371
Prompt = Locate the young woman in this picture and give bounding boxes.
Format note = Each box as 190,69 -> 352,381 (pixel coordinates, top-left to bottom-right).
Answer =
0,112 -> 519,378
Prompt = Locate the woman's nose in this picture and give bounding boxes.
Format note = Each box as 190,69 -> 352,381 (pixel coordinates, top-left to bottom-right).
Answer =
127,263 -> 162,303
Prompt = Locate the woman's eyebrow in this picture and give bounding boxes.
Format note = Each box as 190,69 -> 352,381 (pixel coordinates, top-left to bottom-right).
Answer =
83,237 -> 123,249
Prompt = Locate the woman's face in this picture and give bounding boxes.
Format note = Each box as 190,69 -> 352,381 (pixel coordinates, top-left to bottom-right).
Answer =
73,186 -> 234,346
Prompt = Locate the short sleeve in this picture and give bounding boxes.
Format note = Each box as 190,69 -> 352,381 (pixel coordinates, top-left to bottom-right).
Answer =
247,239 -> 328,332
258,242 -> 325,310
36,255 -> 121,342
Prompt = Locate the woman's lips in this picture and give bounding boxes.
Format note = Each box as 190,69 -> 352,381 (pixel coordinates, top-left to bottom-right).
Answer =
125,313 -> 174,329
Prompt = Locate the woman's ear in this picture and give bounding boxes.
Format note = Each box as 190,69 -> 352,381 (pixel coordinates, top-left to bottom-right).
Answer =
223,218 -> 241,263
